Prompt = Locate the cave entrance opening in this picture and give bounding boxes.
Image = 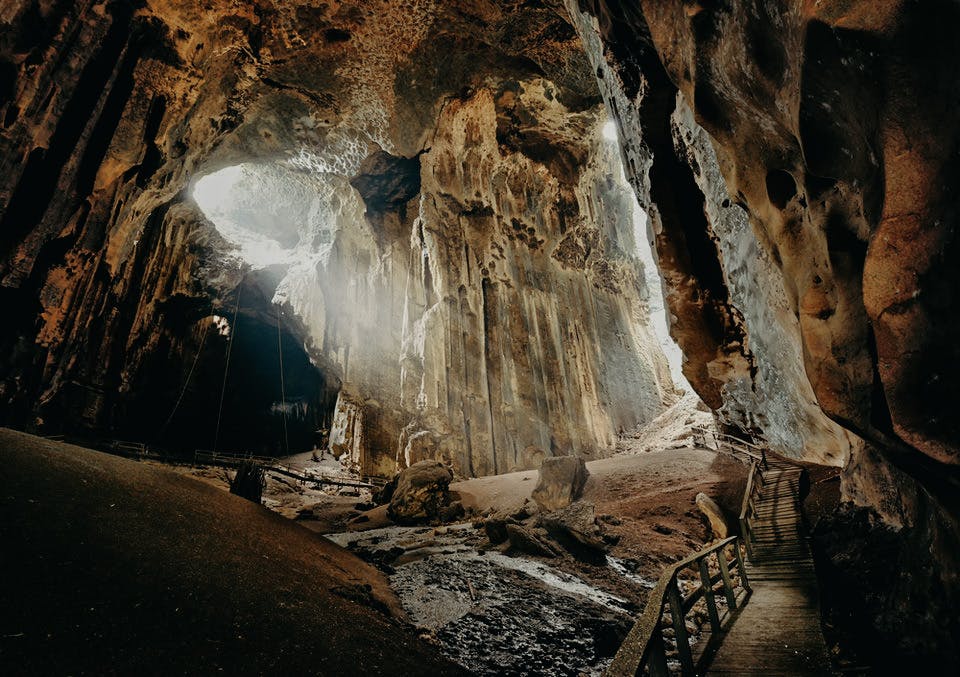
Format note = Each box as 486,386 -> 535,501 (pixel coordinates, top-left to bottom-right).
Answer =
127,276 -> 341,458
179,162 -> 352,457
600,117 -> 689,390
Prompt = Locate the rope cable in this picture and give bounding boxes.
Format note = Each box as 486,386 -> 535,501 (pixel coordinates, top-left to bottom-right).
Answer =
276,302 -> 289,456
214,279 -> 243,453
157,318 -> 210,441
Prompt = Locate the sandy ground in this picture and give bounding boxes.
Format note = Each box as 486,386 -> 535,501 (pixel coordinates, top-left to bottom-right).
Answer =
310,414 -> 749,677
0,429 -> 468,676
3,395 -> 748,676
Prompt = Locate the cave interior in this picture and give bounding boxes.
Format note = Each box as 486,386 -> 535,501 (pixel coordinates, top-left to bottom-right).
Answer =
0,1 -> 959,675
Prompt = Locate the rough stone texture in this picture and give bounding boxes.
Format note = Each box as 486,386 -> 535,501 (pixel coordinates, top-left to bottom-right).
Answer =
531,455 -> 590,512
504,523 -> 559,558
566,0 -> 960,666
695,491 -> 728,540
387,459 -> 453,525
540,500 -> 609,558
0,0 -> 675,478
565,0 -> 855,464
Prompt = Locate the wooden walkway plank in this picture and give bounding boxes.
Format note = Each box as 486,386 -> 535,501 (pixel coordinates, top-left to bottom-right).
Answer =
706,460 -> 832,676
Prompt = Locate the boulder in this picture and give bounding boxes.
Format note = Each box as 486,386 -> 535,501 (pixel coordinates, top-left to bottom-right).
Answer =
484,516 -> 510,544
531,456 -> 589,511
505,524 -> 558,558
695,492 -> 729,539
541,501 -> 609,562
387,460 -> 453,525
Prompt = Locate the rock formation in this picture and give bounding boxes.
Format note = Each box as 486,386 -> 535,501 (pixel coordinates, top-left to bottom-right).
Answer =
531,455 -> 590,511
0,0 -> 675,479
387,459 -> 454,525
566,0 -> 960,667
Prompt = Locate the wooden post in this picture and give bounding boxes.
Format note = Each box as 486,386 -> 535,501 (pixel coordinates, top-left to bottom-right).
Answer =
646,629 -> 670,677
717,550 -> 738,611
740,517 -> 754,562
698,558 -> 722,634
734,539 -> 751,591
666,578 -> 695,674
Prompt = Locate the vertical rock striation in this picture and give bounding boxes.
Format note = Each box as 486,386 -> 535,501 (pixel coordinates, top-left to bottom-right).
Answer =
566,0 -> 960,666
0,1 -> 675,477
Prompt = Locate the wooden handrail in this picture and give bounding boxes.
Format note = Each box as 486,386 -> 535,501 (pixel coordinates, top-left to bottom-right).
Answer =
605,535 -> 749,676
692,426 -> 768,468
738,462 -> 758,523
738,461 -> 761,561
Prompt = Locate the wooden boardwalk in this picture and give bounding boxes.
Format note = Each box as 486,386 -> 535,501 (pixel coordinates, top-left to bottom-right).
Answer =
706,461 -> 832,675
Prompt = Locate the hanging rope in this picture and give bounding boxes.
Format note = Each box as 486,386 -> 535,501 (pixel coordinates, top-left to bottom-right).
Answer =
213,279 -> 243,453
156,318 -> 210,441
276,302 -> 290,456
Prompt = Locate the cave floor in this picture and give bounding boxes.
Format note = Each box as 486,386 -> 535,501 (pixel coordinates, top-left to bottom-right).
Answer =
0,429 -> 467,676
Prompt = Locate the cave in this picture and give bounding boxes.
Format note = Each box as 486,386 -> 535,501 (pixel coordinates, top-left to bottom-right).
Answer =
1,1 -> 958,675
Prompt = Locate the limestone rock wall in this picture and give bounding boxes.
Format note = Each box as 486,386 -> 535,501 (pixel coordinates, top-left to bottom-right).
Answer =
566,0 -> 960,665
568,0 -> 960,468
398,83 -> 672,476
566,0 -> 855,465
0,0 -> 675,477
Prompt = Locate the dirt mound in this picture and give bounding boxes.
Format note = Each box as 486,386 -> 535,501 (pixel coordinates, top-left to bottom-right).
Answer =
0,429 -> 467,676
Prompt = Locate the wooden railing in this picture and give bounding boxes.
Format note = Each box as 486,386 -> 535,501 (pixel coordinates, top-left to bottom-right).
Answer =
738,461 -> 762,561
193,449 -> 275,466
692,426 -> 767,468
192,449 -> 387,490
605,536 -> 751,676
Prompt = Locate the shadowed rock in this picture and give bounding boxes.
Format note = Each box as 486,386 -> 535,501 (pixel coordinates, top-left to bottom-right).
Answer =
541,500 -> 609,563
505,523 -> 559,558
532,455 -> 589,511
388,459 -> 454,525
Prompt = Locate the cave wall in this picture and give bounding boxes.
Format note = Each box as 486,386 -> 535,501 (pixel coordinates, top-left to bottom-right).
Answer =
566,0 -> 855,464
565,0 -> 960,666
0,1 -> 676,477
396,82 -> 672,476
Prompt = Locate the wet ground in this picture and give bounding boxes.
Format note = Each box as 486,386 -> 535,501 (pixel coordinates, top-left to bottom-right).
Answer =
327,524 -> 649,676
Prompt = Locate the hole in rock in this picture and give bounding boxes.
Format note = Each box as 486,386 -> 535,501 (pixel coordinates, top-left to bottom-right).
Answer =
765,169 -> 798,210
187,164 -> 360,454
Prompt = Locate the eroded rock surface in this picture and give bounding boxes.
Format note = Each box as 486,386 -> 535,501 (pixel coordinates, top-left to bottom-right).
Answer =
566,0 -> 960,667
532,455 -> 590,511
388,459 -> 454,525
0,0 -> 675,479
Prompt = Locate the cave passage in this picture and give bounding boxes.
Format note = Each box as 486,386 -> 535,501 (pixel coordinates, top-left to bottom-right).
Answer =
125,291 -> 340,458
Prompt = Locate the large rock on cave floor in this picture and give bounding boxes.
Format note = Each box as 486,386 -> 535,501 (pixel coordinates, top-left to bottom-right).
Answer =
387,459 -> 455,525
531,455 -> 590,512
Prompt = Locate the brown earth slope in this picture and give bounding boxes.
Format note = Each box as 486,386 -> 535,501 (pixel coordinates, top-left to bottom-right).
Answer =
0,429 -> 468,676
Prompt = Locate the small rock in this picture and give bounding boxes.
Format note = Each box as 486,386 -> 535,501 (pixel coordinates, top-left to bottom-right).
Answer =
653,524 -> 674,535
505,523 -> 558,558
484,516 -> 509,544
511,500 -> 540,522
695,492 -> 729,539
